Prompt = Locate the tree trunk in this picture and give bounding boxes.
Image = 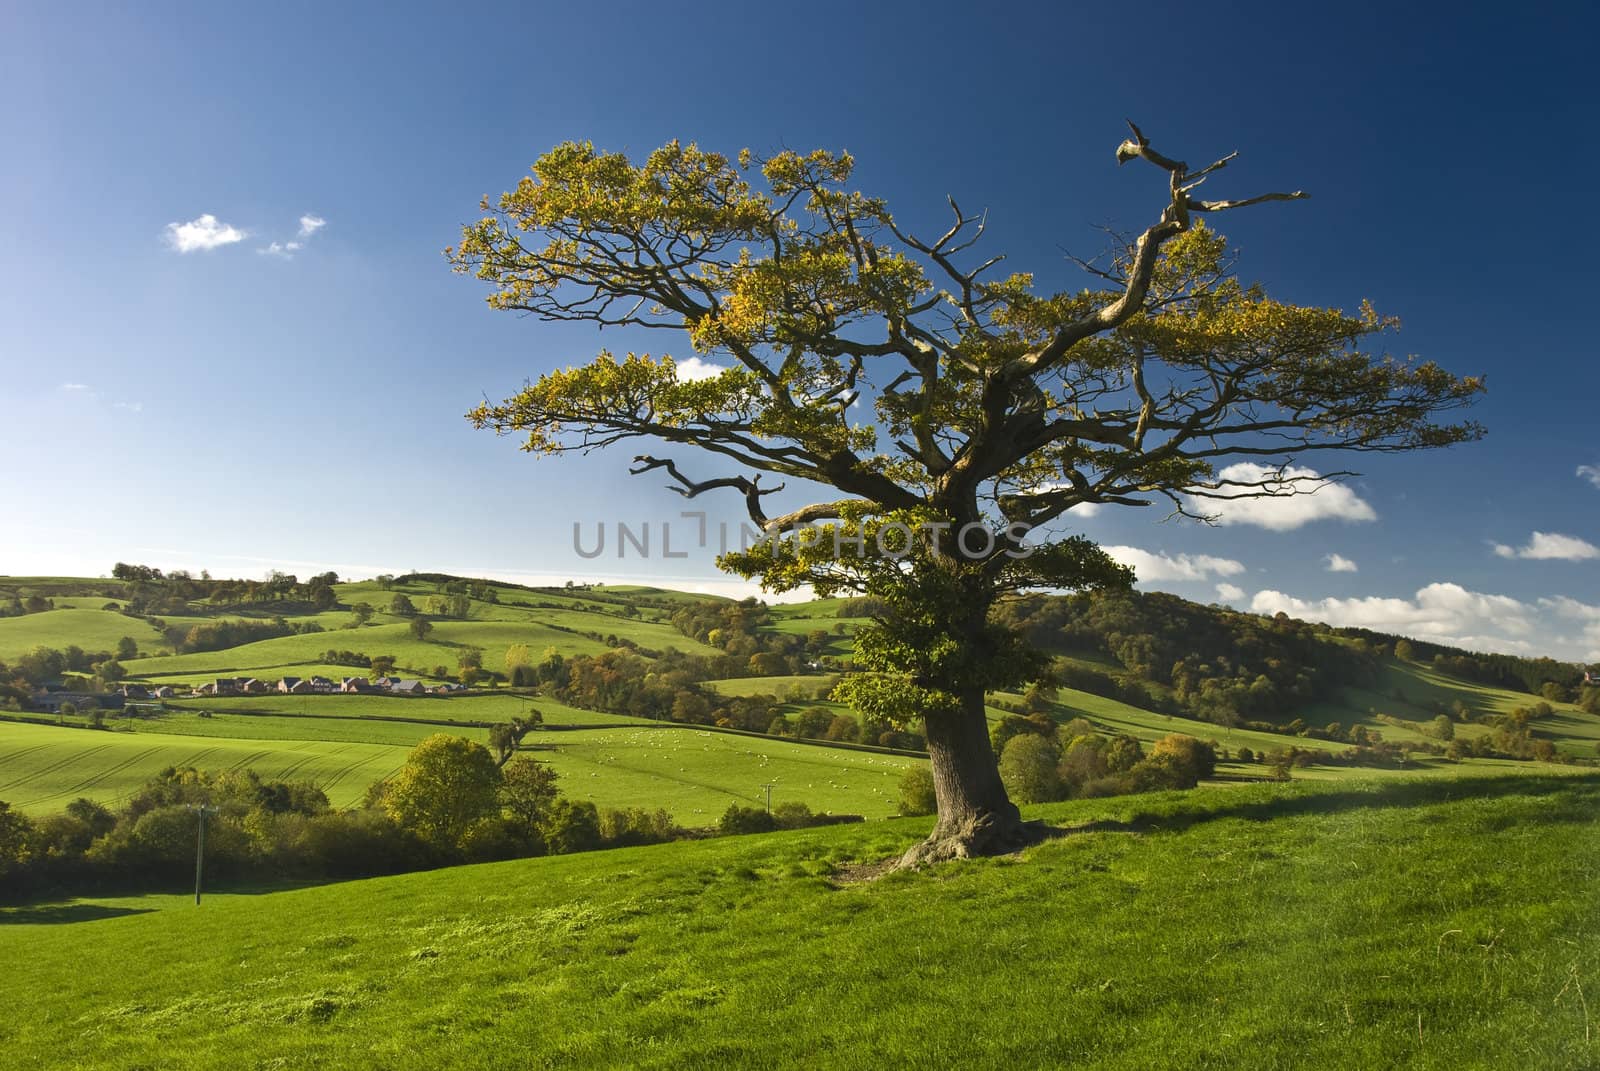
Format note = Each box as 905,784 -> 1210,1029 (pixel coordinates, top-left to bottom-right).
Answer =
898,684 -> 1026,868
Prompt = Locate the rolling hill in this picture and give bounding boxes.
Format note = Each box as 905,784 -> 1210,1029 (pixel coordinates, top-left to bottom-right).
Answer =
3,774 -> 1596,1069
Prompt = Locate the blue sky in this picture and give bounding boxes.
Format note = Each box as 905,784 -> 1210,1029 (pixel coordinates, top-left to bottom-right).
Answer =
1,1 -> 1595,660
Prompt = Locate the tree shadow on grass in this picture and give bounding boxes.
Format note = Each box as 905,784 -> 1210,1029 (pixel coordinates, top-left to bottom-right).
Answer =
0,903 -> 156,925
1044,772 -> 1600,842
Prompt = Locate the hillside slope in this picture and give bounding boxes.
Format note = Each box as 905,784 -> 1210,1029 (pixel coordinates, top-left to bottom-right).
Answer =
3,775 -> 1596,1070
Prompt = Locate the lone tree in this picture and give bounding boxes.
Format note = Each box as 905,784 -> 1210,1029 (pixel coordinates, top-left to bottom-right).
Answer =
450,124 -> 1483,865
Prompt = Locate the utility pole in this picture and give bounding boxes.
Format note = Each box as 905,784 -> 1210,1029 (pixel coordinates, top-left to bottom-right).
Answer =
189,804 -> 217,904
760,782 -> 776,814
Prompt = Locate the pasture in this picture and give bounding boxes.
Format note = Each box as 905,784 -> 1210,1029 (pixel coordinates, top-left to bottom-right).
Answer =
3,774 -> 1595,1069
0,721 -> 406,811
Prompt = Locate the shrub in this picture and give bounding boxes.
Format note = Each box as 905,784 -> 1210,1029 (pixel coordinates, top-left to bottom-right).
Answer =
897,766 -> 937,817
718,804 -> 777,835
599,807 -> 677,846
1149,734 -> 1217,784
540,799 -> 602,853
999,734 -> 1063,803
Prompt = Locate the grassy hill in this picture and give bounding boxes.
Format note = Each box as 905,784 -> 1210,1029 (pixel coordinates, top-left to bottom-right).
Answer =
0,720 -> 406,811
4,573 -> 1598,827
3,774 -> 1596,1069
0,713 -> 913,821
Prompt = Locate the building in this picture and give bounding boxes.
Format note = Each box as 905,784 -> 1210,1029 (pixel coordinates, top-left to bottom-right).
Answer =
32,690 -> 125,713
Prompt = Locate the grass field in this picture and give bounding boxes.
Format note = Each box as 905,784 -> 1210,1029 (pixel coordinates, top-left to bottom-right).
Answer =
0,609 -> 162,662
0,721 -> 407,811
705,674 -> 836,698
0,713 -> 914,821
2,774 -> 1595,1069
173,692 -> 649,727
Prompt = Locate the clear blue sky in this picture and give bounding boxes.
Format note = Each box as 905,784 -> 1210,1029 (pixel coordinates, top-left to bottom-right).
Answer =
2,1 -> 1595,661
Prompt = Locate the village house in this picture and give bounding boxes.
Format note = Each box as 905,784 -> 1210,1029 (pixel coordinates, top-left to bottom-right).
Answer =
32,690 -> 125,713
391,679 -> 427,695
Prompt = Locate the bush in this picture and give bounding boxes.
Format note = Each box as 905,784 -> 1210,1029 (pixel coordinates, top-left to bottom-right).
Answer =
999,734 -> 1063,803
718,804 -> 777,835
599,807 -> 678,847
1058,735 -> 1110,795
897,765 -> 937,816
771,801 -> 815,829
1149,734 -> 1217,784
989,713 -> 1058,757
540,799 -> 602,853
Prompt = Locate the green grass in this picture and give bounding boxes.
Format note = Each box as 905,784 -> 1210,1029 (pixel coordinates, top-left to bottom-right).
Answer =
2,774 -> 1596,1069
518,726 -> 912,822
0,609 -> 162,662
705,674 -> 835,698
987,685 -> 1302,757
1,714 -> 913,822
0,721 -> 407,811
172,692 -> 649,727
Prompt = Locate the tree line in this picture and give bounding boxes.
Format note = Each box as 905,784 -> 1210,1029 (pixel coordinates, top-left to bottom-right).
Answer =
0,731 -> 860,902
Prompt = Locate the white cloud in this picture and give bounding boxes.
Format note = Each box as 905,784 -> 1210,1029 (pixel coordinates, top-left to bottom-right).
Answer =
60,382 -> 89,391
1215,582 -> 1245,602
1067,502 -> 1103,519
297,214 -> 327,238
1538,596 -> 1600,661
1492,531 -> 1599,562
672,356 -> 730,382
1578,464 -> 1600,490
164,214 -> 247,253
1184,463 -> 1377,531
1324,553 -> 1359,573
1103,545 -> 1246,583
1248,582 -> 1541,654
258,241 -> 303,258
113,401 -> 143,413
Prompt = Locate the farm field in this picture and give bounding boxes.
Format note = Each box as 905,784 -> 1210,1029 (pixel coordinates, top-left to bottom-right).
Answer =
705,674 -> 835,698
174,692 -> 648,727
0,609 -> 163,663
0,721 -> 407,811
0,715 -> 914,821
3,774 -> 1596,1070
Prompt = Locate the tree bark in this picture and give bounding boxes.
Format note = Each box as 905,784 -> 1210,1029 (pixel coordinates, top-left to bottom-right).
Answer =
898,684 -> 1026,868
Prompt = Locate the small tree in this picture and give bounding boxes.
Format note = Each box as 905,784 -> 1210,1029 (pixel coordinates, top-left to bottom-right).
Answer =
998,734 -> 1063,804
500,756 -> 561,833
898,765 -> 937,817
408,617 -> 434,641
384,735 -> 503,850
488,714 -> 543,766
116,636 -> 138,660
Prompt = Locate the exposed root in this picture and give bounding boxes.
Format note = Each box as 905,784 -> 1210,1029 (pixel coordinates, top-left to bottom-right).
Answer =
894,812 -> 1058,871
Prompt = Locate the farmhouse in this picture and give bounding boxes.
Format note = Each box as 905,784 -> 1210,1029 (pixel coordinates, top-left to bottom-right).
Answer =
198,677 -> 247,696
32,690 -> 125,713
391,679 -> 427,695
